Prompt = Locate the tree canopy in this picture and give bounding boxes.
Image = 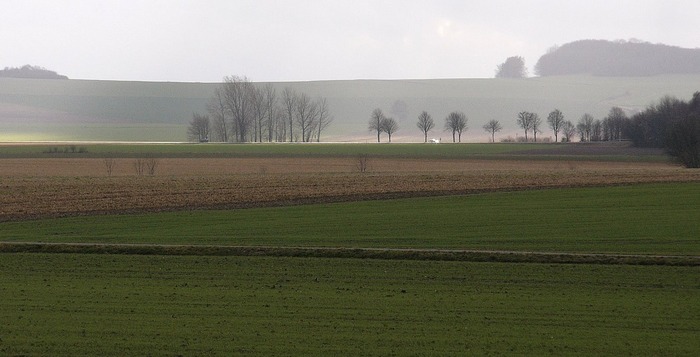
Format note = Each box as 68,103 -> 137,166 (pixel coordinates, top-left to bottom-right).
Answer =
0,65 -> 68,79
444,111 -> 468,143
495,56 -> 527,78
535,39 -> 700,77
625,92 -> 700,167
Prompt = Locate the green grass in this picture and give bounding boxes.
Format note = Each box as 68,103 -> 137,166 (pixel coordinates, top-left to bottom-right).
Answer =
3,183 -> 698,255
1,253 -> 697,356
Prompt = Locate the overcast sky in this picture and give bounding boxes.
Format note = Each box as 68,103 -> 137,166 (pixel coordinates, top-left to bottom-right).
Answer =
2,0 -> 699,82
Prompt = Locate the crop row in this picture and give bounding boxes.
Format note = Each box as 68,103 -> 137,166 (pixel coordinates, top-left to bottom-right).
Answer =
1,253 -> 698,356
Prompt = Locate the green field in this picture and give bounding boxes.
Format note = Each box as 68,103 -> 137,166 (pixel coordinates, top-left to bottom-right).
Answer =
1,253 -> 698,356
2,183 -> 698,255
1,138 -> 697,354
2,75 -> 700,142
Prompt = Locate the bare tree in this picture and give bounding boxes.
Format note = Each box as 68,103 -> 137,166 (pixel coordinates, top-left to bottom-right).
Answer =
381,117 -> 399,143
577,113 -> 595,142
273,107 -> 286,142
561,120 -> 576,142
591,119 -> 603,141
603,107 -> 627,141
444,111 -> 468,143
531,113 -> 542,142
249,86 -> 267,142
282,87 -> 297,142
482,119 -> 503,143
223,76 -> 255,142
295,93 -> 319,142
416,111 -> 435,143
187,113 -> 210,142
369,108 -> 385,142
207,87 -> 228,142
262,84 -> 278,142
517,111 -> 535,141
315,97 -> 333,142
547,109 -> 565,142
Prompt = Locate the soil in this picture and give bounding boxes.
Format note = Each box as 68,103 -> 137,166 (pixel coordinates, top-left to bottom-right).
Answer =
1,157 -> 698,222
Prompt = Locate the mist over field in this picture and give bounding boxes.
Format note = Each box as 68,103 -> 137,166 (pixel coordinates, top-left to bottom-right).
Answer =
3,23 -> 700,143
1,74 -> 699,142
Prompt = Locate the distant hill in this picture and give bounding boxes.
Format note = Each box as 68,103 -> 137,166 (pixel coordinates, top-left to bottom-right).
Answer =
535,40 -> 700,77
0,65 -> 68,80
2,75 -> 700,142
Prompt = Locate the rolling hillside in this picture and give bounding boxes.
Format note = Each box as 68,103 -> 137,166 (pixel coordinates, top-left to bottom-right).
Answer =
1,75 -> 699,142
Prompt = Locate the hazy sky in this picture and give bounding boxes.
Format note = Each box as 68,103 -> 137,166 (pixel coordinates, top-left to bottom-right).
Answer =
2,0 -> 699,82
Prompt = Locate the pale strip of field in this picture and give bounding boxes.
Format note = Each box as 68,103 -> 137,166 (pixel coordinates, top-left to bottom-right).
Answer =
0,157 -> 678,177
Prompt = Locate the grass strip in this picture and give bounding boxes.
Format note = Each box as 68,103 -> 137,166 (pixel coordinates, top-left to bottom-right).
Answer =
1,242 -> 698,266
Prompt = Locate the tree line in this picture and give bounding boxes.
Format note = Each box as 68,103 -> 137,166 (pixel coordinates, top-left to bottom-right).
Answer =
369,108 -> 473,143
188,76 -> 333,143
626,92 -> 700,167
369,105 -> 616,144
366,91 -> 699,168
514,108 -> 624,144
514,92 -> 700,167
367,106 -> 592,144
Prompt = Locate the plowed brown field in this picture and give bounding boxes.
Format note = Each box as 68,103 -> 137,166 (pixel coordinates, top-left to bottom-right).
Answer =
1,157 -> 698,221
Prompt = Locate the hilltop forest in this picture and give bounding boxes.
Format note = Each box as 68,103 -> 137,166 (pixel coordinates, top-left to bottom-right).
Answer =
0,65 -> 68,80
535,39 -> 700,77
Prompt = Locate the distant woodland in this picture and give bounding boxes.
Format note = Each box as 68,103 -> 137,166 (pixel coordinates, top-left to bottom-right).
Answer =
0,65 -> 68,79
535,39 -> 700,77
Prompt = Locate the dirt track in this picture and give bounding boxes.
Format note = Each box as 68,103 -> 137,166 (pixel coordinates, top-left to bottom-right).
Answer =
1,157 -> 698,221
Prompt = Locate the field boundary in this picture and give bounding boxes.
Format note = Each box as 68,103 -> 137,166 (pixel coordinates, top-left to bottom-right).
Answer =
1,242 -> 698,266
0,142 -> 671,162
